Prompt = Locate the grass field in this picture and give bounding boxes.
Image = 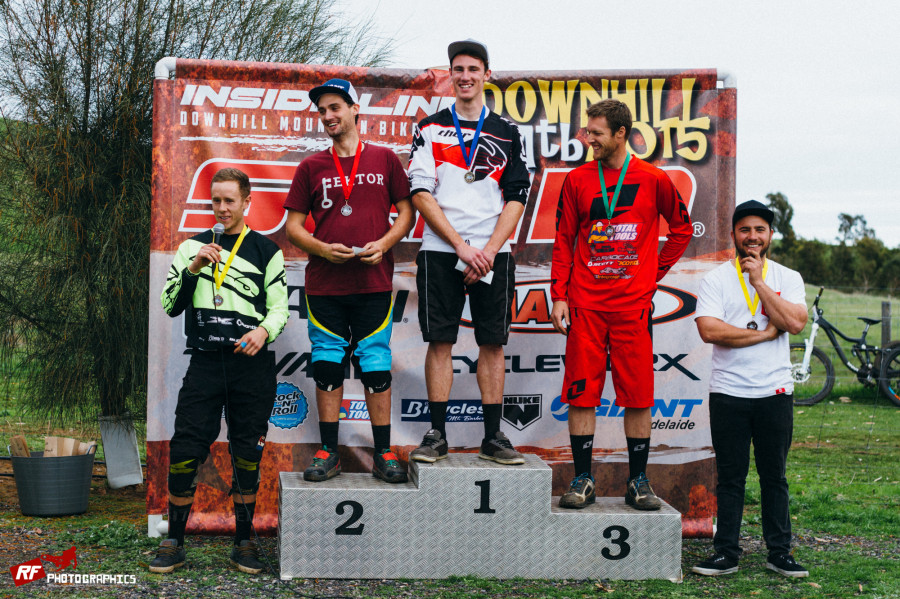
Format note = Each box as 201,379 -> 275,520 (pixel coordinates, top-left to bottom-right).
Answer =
0,286 -> 898,597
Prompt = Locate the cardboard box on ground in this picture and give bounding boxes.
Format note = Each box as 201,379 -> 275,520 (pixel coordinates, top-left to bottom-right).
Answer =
9,435 -> 96,457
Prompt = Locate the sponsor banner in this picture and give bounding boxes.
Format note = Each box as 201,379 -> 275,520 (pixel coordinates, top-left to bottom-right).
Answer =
150,59 -> 736,534
340,395 -> 371,422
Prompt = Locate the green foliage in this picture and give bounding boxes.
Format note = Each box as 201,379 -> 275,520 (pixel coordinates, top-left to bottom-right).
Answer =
0,0 -> 391,421
838,213 -> 876,244
763,193 -> 900,295
767,191 -> 796,251
59,520 -> 157,550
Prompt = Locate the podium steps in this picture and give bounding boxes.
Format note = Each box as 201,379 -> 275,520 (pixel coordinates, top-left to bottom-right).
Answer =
279,454 -> 681,580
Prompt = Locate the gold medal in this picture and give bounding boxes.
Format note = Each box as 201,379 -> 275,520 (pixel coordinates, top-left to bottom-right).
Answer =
464,171 -> 476,184
213,225 -> 249,293
735,257 -> 769,325
214,294 -> 224,307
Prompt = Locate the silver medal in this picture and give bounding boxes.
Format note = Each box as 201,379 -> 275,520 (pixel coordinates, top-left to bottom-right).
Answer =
341,204 -> 352,217
746,321 -> 758,330
464,171 -> 476,184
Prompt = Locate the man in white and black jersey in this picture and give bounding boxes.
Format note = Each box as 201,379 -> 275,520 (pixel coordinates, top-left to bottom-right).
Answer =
406,39 -> 532,465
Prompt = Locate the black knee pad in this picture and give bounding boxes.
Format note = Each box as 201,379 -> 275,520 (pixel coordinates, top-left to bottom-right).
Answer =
230,456 -> 261,495
359,370 -> 392,394
168,457 -> 200,498
313,360 -> 345,392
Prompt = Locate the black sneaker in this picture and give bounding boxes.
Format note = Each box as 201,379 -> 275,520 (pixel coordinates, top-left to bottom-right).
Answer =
478,431 -> 525,465
373,449 -> 408,483
766,553 -> 809,578
692,553 -> 739,576
230,540 -> 264,574
559,473 -> 596,509
409,429 -> 449,463
148,539 -> 185,573
303,445 -> 340,481
625,472 -> 662,510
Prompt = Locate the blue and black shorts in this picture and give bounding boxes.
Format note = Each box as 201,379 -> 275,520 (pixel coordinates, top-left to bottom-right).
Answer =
305,291 -> 393,372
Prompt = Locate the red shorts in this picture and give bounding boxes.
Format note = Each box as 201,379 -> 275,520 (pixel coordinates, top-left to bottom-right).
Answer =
561,306 -> 654,408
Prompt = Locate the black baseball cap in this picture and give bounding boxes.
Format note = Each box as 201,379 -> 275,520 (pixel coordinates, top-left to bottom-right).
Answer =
308,78 -> 359,107
732,200 -> 774,228
448,39 -> 489,68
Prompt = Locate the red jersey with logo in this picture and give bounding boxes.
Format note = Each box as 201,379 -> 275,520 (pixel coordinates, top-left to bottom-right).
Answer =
551,156 -> 692,311
284,143 -> 410,295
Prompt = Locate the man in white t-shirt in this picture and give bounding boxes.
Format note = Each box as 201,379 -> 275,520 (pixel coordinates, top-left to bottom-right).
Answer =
692,200 -> 810,579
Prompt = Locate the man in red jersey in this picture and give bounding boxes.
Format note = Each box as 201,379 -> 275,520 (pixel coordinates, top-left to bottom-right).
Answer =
284,79 -> 414,485
550,99 -> 692,510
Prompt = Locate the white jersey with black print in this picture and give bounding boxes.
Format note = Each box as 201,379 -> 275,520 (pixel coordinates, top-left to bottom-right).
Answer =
408,107 -> 531,253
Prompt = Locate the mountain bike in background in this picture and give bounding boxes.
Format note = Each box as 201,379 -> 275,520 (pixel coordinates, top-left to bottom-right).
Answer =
877,343 -> 900,407
790,287 -> 900,406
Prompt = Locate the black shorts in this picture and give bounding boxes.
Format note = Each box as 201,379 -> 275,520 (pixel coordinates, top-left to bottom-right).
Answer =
415,250 -> 515,346
169,349 -> 276,462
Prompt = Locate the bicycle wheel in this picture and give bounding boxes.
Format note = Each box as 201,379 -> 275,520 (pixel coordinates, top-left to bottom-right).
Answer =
790,343 -> 835,406
877,344 -> 900,407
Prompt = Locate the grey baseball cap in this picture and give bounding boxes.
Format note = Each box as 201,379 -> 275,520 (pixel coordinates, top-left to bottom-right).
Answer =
447,39 -> 489,67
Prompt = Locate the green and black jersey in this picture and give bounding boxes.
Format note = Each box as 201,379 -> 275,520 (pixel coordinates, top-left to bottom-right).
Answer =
161,228 -> 289,350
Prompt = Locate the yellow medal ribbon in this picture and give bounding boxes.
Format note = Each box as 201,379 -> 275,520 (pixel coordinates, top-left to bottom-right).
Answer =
213,225 -> 249,290
734,256 -> 769,317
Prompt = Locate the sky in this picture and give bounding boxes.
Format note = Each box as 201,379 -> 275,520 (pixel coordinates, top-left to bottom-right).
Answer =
344,0 -> 900,247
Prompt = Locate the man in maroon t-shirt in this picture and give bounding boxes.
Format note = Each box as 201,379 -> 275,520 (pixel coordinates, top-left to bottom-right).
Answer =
283,78 -> 414,484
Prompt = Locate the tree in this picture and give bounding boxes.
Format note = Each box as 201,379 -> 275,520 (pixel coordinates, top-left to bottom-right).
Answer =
837,213 -> 876,244
786,239 -> 831,287
766,191 -> 796,252
0,0 -> 391,421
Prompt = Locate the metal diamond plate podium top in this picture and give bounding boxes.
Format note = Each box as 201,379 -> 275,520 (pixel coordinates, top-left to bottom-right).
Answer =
279,454 -> 681,580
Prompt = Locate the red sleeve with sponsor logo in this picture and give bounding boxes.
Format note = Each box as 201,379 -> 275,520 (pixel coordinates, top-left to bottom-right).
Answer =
551,158 -> 687,312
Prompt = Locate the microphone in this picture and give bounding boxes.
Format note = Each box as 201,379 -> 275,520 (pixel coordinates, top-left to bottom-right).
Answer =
212,223 -> 225,246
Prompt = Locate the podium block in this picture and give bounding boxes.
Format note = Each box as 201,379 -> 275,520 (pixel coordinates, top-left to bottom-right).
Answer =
279,454 -> 681,580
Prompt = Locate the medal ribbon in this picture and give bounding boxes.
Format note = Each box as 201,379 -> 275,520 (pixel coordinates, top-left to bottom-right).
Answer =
214,225 -> 249,290
451,104 -> 487,172
597,152 -> 632,224
734,257 -> 770,317
330,140 -> 363,201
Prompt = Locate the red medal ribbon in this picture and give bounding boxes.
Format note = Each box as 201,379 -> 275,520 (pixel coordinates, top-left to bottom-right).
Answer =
331,141 -> 363,202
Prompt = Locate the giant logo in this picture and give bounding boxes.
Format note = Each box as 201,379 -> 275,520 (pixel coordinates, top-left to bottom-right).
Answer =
550,395 -> 703,423
459,280 -> 697,333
